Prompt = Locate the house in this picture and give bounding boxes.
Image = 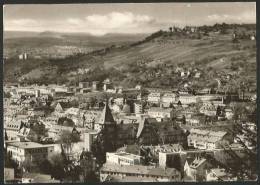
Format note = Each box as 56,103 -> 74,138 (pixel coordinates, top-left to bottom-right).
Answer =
147,107 -> 174,121
187,128 -> 233,150
6,142 -> 54,166
53,102 -> 72,117
27,107 -> 46,117
178,95 -> 198,105
134,102 -> 143,114
161,93 -> 176,105
17,122 -> 46,141
185,114 -> 206,127
103,78 -> 113,91
47,124 -> 85,141
114,123 -> 138,147
197,88 -> 212,95
224,108 -> 234,120
199,103 -> 216,116
184,156 -> 209,181
82,110 -> 102,127
106,152 -> 143,166
147,92 -> 162,104
100,163 -> 181,182
79,82 -> 90,88
206,168 -> 237,181
5,121 -> 23,140
136,118 -> 187,146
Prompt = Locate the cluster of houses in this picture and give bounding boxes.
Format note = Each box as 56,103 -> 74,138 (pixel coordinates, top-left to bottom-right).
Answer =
3,78 -> 256,182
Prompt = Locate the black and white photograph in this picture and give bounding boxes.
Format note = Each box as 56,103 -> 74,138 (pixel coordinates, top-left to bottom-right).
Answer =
3,2 -> 257,183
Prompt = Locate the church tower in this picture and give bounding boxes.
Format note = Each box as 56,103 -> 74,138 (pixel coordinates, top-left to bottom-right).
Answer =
95,102 -> 116,131
95,101 -> 117,152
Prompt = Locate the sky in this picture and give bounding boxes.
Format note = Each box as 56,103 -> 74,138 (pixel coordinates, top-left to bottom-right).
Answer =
3,2 -> 256,36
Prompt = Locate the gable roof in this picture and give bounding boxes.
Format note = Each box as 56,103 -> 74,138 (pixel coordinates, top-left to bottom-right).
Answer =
189,157 -> 207,169
101,163 -> 179,178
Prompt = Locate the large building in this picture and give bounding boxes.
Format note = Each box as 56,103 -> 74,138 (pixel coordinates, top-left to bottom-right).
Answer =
187,128 -> 233,150
161,93 -> 177,106
147,92 -> 162,104
177,95 -> 198,105
136,118 -> 187,145
147,107 -> 174,121
106,152 -> 143,166
100,163 -> 181,182
6,142 -> 54,166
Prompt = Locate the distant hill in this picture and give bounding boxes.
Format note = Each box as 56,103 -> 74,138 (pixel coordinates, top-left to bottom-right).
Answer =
3,31 -> 149,59
4,24 -> 256,89
4,30 -> 148,41
4,31 -> 40,39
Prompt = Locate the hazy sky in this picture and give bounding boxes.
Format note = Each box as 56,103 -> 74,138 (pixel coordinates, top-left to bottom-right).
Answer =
4,2 -> 256,35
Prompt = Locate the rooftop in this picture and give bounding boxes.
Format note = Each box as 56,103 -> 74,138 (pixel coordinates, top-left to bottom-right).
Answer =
210,168 -> 229,177
8,142 -> 51,149
101,163 -> 179,177
148,107 -> 173,113
189,157 -> 207,168
107,152 -> 141,160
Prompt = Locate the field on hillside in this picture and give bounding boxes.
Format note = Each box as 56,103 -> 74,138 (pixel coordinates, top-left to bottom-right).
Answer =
4,25 -> 256,90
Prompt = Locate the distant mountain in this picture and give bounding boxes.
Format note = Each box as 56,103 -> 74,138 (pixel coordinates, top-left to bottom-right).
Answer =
4,31 -> 40,39
4,24 -> 256,89
4,30 -> 149,40
37,31 -> 64,38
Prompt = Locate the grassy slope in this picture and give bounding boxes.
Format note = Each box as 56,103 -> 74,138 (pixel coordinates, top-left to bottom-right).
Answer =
3,30 -> 256,85
102,33 -> 255,70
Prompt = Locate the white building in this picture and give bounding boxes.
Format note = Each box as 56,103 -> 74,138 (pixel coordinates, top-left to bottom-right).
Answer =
199,103 -> 216,116
147,107 -> 174,121
134,102 -> 143,114
147,93 -> 161,104
206,168 -> 237,181
187,129 -> 232,150
178,95 -> 198,105
6,142 -> 54,166
161,93 -> 176,104
106,152 -> 143,166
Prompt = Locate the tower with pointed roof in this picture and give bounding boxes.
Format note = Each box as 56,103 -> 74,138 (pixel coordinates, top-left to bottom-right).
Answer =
94,101 -> 117,152
94,101 -> 116,131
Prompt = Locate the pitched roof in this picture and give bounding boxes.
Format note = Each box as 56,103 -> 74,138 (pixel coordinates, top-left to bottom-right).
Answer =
136,118 -> 146,138
101,163 -> 179,178
8,142 -> 49,149
189,157 -> 207,169
97,102 -> 115,124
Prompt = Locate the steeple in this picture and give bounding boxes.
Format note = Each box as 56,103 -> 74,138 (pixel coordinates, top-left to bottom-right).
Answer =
98,101 -> 115,125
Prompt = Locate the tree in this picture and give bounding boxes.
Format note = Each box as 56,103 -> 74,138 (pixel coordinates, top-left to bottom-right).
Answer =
5,150 -> 18,170
21,158 -> 37,173
59,130 -> 81,154
48,153 -> 67,180
216,106 -> 222,116
218,124 -> 257,181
